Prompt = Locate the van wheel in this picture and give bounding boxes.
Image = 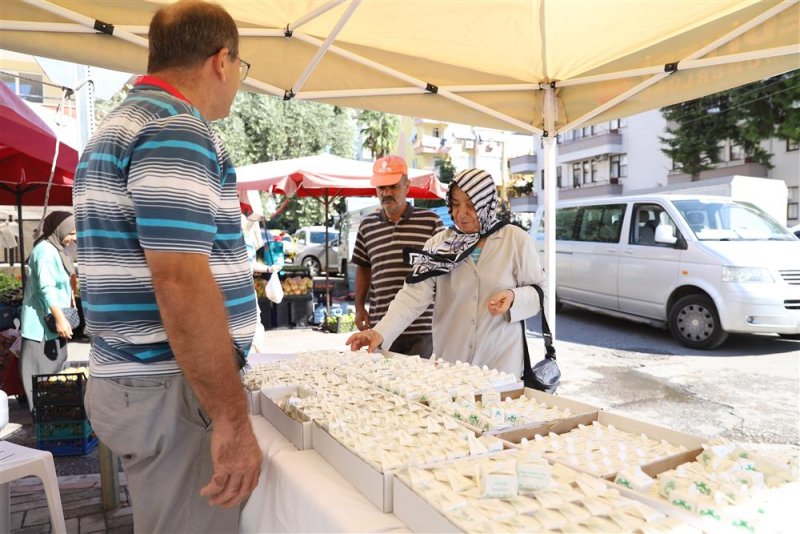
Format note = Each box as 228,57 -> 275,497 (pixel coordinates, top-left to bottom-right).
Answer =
668,294 -> 728,349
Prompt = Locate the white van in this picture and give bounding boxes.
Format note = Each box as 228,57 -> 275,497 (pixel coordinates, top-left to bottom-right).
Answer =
531,194 -> 800,349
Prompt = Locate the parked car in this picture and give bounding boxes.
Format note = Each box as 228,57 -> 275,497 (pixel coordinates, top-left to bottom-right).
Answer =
531,194 -> 800,349
790,223 -> 800,239
293,226 -> 347,276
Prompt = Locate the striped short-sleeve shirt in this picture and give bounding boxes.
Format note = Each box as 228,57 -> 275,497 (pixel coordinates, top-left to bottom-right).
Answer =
73,79 -> 256,378
351,204 -> 443,334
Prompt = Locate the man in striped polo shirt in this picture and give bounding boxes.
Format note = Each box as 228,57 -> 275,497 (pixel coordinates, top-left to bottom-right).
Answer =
352,156 -> 444,358
73,2 -> 260,532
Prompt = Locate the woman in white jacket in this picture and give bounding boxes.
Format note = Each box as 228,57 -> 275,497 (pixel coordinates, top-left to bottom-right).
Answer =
347,168 -> 545,378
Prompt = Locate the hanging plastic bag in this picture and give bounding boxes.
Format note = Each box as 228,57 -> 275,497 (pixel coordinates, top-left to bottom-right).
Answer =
265,274 -> 284,304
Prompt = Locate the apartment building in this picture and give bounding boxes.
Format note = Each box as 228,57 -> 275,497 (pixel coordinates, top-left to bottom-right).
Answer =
508,109 -> 799,226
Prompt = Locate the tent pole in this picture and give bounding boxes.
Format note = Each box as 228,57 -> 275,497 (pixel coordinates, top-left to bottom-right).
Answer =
16,188 -> 26,287
542,85 -> 557,341
324,191 -> 331,314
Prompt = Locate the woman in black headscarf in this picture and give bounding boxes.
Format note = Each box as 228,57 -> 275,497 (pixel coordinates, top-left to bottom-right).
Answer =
347,169 -> 546,378
19,211 -> 77,410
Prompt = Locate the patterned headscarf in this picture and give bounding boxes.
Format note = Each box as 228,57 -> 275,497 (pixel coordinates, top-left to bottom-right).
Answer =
406,168 -> 506,283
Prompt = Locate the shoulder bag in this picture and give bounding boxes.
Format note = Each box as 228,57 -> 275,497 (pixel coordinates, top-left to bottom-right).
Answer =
521,285 -> 561,393
45,307 -> 81,334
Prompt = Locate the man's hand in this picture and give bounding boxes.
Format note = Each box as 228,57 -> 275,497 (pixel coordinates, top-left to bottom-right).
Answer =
355,306 -> 370,331
487,289 -> 515,316
346,329 -> 384,352
200,419 -> 263,508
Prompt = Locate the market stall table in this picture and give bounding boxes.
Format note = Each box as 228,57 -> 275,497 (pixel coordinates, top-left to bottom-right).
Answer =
241,416 -> 409,533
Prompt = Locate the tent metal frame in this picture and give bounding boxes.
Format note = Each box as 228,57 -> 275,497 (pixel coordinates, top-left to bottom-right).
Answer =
8,0 -> 799,337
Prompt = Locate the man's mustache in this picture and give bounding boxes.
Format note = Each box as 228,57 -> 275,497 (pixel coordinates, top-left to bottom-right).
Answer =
381,196 -> 395,202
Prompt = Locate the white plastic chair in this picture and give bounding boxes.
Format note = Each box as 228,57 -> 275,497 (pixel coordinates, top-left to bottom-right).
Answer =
0,440 -> 66,534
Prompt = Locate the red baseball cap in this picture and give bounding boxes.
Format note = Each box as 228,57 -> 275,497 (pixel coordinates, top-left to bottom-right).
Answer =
371,156 -> 408,187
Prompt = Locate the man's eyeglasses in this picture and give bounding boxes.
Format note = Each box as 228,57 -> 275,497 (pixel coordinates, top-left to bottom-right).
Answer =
238,57 -> 251,82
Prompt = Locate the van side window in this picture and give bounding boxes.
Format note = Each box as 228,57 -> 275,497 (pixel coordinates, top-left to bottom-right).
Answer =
555,207 -> 579,240
631,203 -> 676,246
577,205 -> 625,243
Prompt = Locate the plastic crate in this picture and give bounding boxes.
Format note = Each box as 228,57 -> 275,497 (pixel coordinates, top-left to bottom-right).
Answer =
33,372 -> 87,407
37,434 -> 98,456
34,403 -> 87,424
35,419 -> 92,441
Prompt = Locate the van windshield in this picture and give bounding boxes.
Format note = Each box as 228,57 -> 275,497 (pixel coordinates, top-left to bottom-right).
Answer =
673,199 -> 794,241
310,231 -> 338,245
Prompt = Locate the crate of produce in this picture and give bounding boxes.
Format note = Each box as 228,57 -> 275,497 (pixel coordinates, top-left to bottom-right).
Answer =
33,372 -> 87,406
323,313 -> 355,333
34,403 -> 87,424
37,434 -> 98,457
35,419 -> 93,441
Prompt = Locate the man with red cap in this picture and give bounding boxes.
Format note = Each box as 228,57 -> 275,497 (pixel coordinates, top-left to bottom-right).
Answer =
351,156 -> 443,358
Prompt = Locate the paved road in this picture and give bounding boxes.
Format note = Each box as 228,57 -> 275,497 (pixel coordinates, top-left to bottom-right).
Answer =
530,305 -> 799,447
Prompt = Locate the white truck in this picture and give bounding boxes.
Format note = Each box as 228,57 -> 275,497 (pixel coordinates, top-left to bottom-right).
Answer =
629,175 -> 789,226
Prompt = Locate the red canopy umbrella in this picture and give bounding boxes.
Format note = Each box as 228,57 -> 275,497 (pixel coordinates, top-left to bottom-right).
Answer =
237,153 -> 447,310
0,82 -> 78,282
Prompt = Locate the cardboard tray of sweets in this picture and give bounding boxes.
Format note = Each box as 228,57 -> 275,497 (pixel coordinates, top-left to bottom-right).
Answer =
258,386 -> 313,450
495,410 -> 704,481
311,404 -> 509,514
474,388 -> 601,434
392,449 -> 695,534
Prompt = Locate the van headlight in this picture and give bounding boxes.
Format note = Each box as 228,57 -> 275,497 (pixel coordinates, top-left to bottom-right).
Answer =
722,266 -> 774,283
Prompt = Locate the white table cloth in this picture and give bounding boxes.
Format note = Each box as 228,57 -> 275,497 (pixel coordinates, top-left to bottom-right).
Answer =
240,417 -> 409,533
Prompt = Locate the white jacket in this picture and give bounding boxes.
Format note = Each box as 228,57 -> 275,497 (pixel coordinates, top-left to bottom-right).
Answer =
374,224 -> 545,377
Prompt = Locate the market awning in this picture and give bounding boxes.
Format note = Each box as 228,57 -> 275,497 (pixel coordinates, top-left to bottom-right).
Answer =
237,153 -> 446,199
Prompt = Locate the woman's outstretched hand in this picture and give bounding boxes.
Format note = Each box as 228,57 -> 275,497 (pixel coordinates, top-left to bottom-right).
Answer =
487,289 -> 515,316
346,329 -> 384,353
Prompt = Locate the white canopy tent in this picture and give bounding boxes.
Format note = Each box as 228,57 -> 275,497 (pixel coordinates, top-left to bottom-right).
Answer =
3,0 -> 797,336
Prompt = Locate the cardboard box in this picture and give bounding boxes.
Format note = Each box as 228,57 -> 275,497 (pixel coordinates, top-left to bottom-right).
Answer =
392,476 -> 461,533
312,422 -> 394,512
259,388 -> 312,450
496,410 -> 704,480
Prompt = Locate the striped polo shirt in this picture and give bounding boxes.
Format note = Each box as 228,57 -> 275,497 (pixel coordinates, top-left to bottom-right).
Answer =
73,78 -> 256,378
351,204 -> 443,334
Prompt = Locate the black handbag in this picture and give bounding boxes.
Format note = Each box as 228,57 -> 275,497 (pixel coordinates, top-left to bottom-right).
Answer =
521,285 -> 561,393
44,307 -> 81,334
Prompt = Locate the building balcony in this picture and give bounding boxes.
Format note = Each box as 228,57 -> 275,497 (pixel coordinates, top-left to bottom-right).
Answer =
558,181 -> 624,199
414,134 -> 451,155
508,154 -> 537,175
557,132 -> 624,164
667,161 -> 768,184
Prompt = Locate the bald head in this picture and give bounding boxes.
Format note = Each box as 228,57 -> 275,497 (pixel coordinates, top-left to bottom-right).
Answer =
148,1 -> 239,74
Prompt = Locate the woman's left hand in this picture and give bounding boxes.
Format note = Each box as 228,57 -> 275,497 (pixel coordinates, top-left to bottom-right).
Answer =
487,289 -> 515,316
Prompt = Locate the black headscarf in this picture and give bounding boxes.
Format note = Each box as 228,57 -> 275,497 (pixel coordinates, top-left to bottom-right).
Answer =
33,211 -> 75,276
406,168 -> 506,283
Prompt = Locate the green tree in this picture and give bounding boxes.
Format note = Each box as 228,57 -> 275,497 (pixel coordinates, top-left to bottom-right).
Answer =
357,110 -> 399,158
214,92 -> 356,230
660,70 -> 800,180
436,155 -> 456,184
659,94 -> 736,180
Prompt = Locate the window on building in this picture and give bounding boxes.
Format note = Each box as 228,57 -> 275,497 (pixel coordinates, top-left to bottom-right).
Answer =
572,163 -> 581,187
591,160 -> 598,182
432,127 -> 440,138
788,187 -> 799,221
574,129 -> 582,140
582,160 -> 590,184
609,118 -> 627,130
787,139 -> 799,152
610,155 -> 620,178
540,169 -> 545,190
556,166 -> 563,188
730,142 -> 745,161
620,154 -> 628,177
1,72 -> 44,103
582,126 -> 594,137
